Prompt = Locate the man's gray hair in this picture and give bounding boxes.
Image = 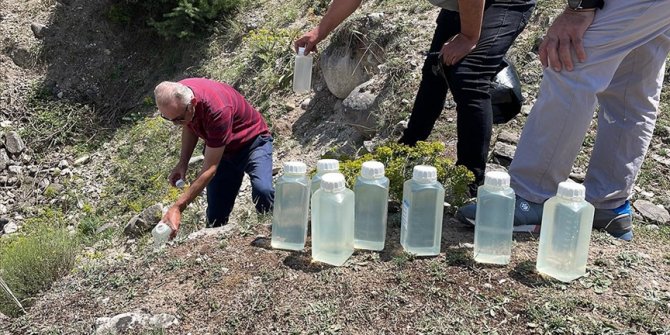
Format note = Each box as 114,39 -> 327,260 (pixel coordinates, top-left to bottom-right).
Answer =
154,81 -> 194,106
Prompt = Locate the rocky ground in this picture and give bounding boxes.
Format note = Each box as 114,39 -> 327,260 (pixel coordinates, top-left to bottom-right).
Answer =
1,0 -> 670,333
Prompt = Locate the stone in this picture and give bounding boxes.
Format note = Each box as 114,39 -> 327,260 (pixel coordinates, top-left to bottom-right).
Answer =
320,32 -> 381,99
30,22 -> 48,39
342,80 -> 379,137
633,200 -> 670,225
60,168 -> 72,176
0,149 -> 8,170
491,142 -> 516,167
300,98 -> 311,110
521,105 -> 532,116
393,120 -> 408,136
367,12 -> 384,24
188,155 -> 204,165
4,132 -> 25,154
497,131 -> 519,145
58,159 -> 69,169
0,217 -> 7,231
124,204 -> 163,236
38,178 -> 50,189
3,222 -> 18,234
569,172 -> 586,182
187,225 -> 235,240
8,165 -> 22,175
0,204 -> 6,215
0,121 -> 11,128
74,155 -> 90,165
94,312 -> 178,335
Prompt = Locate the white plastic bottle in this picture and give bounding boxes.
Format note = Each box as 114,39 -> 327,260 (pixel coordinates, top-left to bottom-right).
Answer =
536,181 -> 595,282
311,173 -> 355,266
175,179 -> 185,189
473,171 -> 515,265
271,161 -> 311,250
293,47 -> 313,93
400,165 -> 445,256
354,161 -> 389,250
311,159 -> 339,195
152,221 -> 172,249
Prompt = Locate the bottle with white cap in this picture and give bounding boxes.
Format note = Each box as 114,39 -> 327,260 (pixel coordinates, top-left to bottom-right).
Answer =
311,172 -> 355,266
473,171 -> 516,265
293,46 -> 313,93
272,161 -> 311,250
152,221 -> 172,249
400,165 -> 445,256
311,159 -> 340,195
536,181 -> 595,282
353,161 -> 389,250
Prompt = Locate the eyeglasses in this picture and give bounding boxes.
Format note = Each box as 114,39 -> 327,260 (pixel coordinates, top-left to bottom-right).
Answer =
160,104 -> 189,123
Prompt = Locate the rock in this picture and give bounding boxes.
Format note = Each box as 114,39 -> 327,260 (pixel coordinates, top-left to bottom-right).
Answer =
367,12 -> 384,24
60,168 -> 72,177
3,222 -> 18,234
393,120 -> 408,136
58,159 -> 69,169
5,132 -> 25,154
491,142 -> 516,167
30,22 -> 48,39
74,155 -> 90,166
569,172 -> 586,182
187,225 -> 235,240
0,121 -> 11,128
342,80 -> 379,137
633,200 -> 670,225
485,163 -> 507,173
8,165 -> 22,175
0,204 -> 6,215
497,131 -> 519,144
651,154 -> 670,166
188,155 -> 204,165
0,149 -> 8,170
20,153 -> 32,164
94,312 -> 178,335
124,204 -> 163,236
300,98 -> 311,110
521,105 -> 532,115
38,178 -> 50,190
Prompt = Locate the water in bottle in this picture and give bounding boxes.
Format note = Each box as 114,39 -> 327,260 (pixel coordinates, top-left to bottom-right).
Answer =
152,221 -> 172,249
400,165 -> 445,256
272,161 -> 311,250
473,171 -> 515,265
354,161 -> 389,250
311,173 -> 355,266
536,181 -> 595,282
293,47 -> 313,93
311,159 -> 339,195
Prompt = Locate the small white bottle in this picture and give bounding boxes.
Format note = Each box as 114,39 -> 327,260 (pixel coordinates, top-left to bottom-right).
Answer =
293,47 -> 313,93
473,171 -> 515,265
311,159 -> 340,195
354,161 -> 390,250
271,161 -> 311,250
175,179 -> 185,189
311,172 -> 355,266
536,181 -> 595,282
152,221 -> 172,248
400,165 -> 445,256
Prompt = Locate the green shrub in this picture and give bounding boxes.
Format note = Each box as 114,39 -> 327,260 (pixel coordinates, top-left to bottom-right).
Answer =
337,141 -> 474,207
0,227 -> 78,317
107,0 -> 243,39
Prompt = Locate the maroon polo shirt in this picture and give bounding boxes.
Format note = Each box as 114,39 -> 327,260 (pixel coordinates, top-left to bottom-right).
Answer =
179,78 -> 270,154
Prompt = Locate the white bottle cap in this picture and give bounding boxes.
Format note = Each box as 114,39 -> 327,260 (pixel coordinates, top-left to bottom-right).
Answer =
412,165 -> 437,183
298,47 -> 305,56
154,222 -> 172,235
175,179 -> 185,189
361,161 -> 385,179
316,159 -> 339,173
320,173 -> 346,192
484,171 -> 510,187
557,180 -> 586,200
283,161 -> 307,175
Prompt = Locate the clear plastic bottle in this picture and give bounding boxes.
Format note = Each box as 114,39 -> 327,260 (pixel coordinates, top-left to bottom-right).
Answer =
293,47 -> 313,93
354,161 -> 389,250
400,165 -> 445,256
271,161 -> 311,250
536,181 -> 595,282
311,159 -> 339,195
152,221 -> 172,249
311,173 -> 355,266
473,171 -> 515,265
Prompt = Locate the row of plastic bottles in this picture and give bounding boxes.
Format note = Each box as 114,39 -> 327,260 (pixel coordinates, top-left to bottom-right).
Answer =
271,159 -> 445,267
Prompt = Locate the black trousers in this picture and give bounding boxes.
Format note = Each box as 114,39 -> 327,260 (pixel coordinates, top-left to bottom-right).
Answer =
400,2 -> 535,189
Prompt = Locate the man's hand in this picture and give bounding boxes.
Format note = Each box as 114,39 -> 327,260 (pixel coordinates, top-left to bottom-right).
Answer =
539,9 -> 595,72
168,163 -> 187,187
294,28 -> 323,55
162,205 -> 182,240
440,33 -> 478,66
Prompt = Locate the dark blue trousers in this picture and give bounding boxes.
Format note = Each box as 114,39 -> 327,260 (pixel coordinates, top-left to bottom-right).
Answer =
206,135 -> 274,227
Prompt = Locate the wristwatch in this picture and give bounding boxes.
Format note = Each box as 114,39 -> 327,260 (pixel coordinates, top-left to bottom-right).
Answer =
567,0 -> 604,10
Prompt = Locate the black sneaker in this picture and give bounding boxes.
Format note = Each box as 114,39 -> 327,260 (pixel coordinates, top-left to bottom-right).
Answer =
455,195 -> 543,233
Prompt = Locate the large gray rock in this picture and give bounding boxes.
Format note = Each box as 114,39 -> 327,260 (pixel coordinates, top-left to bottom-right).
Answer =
342,80 -> 379,137
320,46 -> 374,99
0,149 -> 8,170
497,131 -> 519,145
5,132 -> 25,155
491,142 -> 516,167
3,222 -> 18,235
95,312 -> 178,335
633,200 -> 670,225
124,204 -> 163,236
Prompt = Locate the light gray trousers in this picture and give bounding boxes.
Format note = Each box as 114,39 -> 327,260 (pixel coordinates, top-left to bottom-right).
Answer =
509,0 -> 670,209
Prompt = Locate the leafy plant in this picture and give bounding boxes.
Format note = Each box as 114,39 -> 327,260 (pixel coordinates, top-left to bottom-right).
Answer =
337,141 -> 474,206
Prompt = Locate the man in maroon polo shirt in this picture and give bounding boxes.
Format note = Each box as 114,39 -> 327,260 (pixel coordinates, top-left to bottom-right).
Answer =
154,78 -> 274,236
